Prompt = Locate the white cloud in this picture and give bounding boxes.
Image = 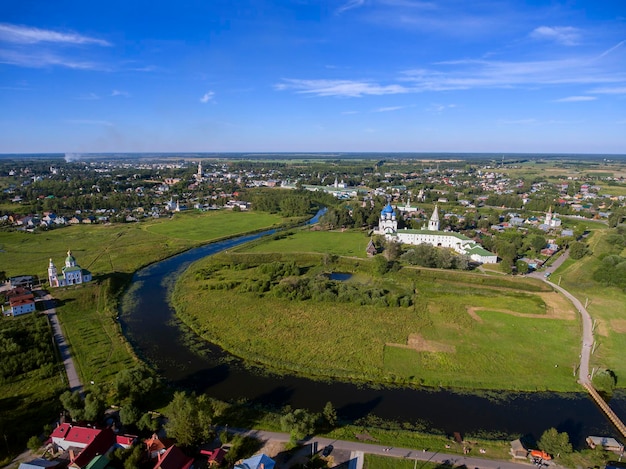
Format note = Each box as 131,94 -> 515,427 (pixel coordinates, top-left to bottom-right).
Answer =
276,79 -> 409,97
596,40 -> 625,60
374,106 -> 405,112
0,23 -> 110,46
428,103 -> 456,113
0,48 -> 103,70
554,96 -> 597,102
336,0 -> 365,14
529,26 -> 580,46
590,86 -> 626,95
200,91 -> 215,103
111,90 -> 130,97
403,55 -> 626,90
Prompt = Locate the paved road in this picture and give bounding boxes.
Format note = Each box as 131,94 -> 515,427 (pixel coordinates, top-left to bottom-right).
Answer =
528,251 -> 592,384
40,292 -> 83,394
228,428 -> 544,469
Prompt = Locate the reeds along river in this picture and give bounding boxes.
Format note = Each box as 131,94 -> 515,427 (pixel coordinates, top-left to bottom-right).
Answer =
119,215 -> 623,447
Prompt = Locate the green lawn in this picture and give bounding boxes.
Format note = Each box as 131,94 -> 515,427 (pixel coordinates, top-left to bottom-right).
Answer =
240,228 -> 372,258
363,455 -> 441,469
0,210 -> 286,280
554,228 -> 626,382
144,210 -> 285,241
173,252 -> 581,391
52,279 -> 138,386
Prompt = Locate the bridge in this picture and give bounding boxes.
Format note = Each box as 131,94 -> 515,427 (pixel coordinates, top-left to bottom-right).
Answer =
582,382 -> 626,438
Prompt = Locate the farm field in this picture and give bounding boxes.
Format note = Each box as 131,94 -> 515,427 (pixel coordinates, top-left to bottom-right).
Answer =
173,240 -> 581,391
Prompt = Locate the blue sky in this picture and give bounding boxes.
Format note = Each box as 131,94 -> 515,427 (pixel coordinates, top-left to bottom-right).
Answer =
1,0 -> 625,154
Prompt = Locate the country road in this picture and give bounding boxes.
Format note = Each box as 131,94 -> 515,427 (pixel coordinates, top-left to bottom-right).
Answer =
40,292 -> 83,394
228,428 -> 546,469
528,251 -> 592,384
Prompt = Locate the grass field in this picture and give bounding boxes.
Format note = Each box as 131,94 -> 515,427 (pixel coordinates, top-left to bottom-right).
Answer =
241,228 -> 371,258
363,455 -> 444,469
173,248 -> 581,391
553,228 -> 626,382
52,278 -> 138,386
144,210 -> 286,241
0,210 -> 287,280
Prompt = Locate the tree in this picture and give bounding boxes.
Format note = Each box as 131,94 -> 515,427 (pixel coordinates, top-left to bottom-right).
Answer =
569,241 -> 588,260
383,239 -> 401,261
113,364 -> 158,406
280,408 -> 317,441
516,260 -> 529,275
137,412 -> 160,432
593,368 -> 617,395
530,235 -> 546,255
538,428 -> 572,457
164,392 -> 213,447
322,401 -> 337,428
83,392 -> 105,422
60,390 -> 85,421
371,255 -> 390,276
27,435 -> 41,452
120,403 -> 142,427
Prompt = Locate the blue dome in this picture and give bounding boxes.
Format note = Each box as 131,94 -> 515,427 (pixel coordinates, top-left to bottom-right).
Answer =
381,203 -> 395,214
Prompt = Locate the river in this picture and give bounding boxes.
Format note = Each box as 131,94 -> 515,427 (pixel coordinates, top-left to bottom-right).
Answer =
119,217 -> 623,446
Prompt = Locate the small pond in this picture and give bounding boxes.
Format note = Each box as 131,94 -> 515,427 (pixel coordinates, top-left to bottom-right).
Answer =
329,272 -> 353,281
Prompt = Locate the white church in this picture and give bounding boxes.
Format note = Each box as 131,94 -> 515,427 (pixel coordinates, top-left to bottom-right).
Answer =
48,250 -> 93,287
377,203 -> 498,264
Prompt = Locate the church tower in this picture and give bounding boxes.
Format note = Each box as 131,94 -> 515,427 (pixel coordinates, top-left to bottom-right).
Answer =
48,259 -> 59,288
379,203 -> 397,234
65,250 -> 76,268
428,205 -> 440,231
197,161 -> 202,179
545,206 -> 553,226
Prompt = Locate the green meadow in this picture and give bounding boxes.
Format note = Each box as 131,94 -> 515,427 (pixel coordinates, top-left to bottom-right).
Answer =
144,210 -> 286,241
0,210 -> 286,279
173,230 -> 581,391
554,227 -> 626,382
241,228 -> 371,258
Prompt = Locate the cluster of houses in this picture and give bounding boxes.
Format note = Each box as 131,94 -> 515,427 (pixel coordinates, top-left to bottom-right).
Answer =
19,423 -> 276,469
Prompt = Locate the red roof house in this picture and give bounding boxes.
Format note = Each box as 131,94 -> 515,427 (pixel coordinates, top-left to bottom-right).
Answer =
153,445 -> 193,469
69,428 -> 115,468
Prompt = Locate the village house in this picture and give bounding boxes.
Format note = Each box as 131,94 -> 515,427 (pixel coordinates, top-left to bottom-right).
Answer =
2,286 -> 36,317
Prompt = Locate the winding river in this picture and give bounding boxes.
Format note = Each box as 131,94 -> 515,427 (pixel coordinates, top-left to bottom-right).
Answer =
119,218 -> 624,447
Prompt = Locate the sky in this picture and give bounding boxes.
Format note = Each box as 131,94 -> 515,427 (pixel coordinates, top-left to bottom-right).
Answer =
1,0 -> 625,154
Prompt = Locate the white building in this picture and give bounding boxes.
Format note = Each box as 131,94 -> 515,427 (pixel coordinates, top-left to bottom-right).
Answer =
545,207 -> 562,228
377,203 -> 498,264
48,250 -> 92,288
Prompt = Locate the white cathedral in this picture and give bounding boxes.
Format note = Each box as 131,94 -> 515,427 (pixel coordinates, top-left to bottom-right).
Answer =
377,203 -> 498,264
48,250 -> 93,287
